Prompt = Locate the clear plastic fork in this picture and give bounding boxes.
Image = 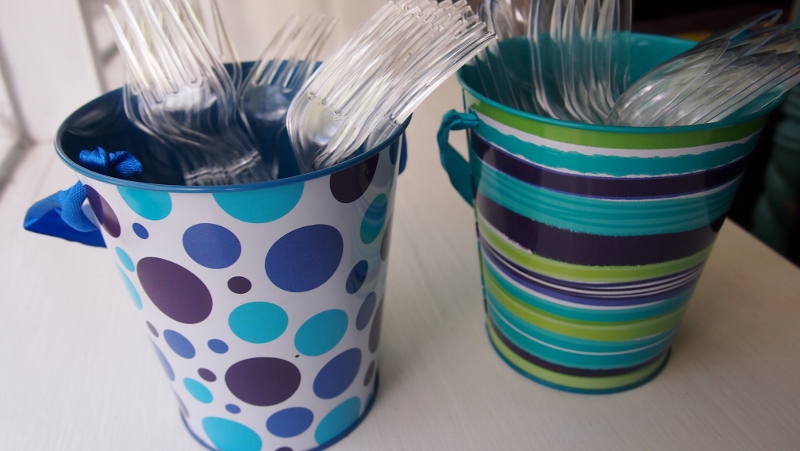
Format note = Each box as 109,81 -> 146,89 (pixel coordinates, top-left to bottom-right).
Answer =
106,0 -> 272,185
286,0 -> 496,172
237,15 -> 337,179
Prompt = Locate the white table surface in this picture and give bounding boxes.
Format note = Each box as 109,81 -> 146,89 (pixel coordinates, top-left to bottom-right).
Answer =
3,7 -> 800,451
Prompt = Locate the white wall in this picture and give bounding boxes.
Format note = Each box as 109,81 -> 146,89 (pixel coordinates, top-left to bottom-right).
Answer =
0,0 -> 102,143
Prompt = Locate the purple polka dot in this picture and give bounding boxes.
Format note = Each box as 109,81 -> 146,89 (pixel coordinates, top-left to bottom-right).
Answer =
146,321 -> 159,337
85,185 -> 121,238
133,223 -> 149,239
208,339 -> 228,354
225,404 -> 241,414
276,448 -> 292,451
266,407 -> 314,438
364,360 -> 376,386
329,153 -> 379,203
346,261 -> 368,294
390,136 -> 400,164
225,358 -> 300,406
198,368 -> 216,382
183,223 -> 241,269
151,342 -> 174,381
313,348 -> 362,399
164,329 -> 195,359
356,292 -> 377,331
137,257 -> 213,324
227,276 -> 252,294
265,225 -> 343,293
369,299 -> 384,353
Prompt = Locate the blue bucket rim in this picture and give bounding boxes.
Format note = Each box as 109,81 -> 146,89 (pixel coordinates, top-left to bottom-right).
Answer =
54,87 -> 411,193
456,32 -> 779,135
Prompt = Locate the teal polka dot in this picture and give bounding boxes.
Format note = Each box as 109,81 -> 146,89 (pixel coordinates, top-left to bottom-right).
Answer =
228,302 -> 288,344
116,247 -> 135,272
214,183 -> 303,223
315,397 -> 361,445
118,187 -> 172,220
202,417 -> 262,451
117,266 -> 142,310
295,310 -> 348,356
184,378 -> 213,404
360,194 -> 388,244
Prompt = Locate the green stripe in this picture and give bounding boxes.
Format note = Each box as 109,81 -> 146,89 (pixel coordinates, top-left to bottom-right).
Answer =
472,123 -> 759,177
488,323 -> 670,391
486,275 -> 688,341
476,159 -> 739,236
465,91 -> 766,150
482,256 -> 694,322
477,214 -> 713,283
488,304 -> 673,369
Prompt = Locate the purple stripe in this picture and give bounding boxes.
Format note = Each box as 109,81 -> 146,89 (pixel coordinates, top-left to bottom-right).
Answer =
488,316 -> 670,378
470,132 -> 750,199
480,234 -> 705,291
481,239 -> 700,307
477,195 -> 724,267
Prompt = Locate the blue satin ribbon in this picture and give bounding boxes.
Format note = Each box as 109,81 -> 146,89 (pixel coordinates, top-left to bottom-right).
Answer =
23,148 -> 142,247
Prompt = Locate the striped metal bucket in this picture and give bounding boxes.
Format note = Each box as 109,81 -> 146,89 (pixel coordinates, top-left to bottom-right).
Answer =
437,34 -> 773,393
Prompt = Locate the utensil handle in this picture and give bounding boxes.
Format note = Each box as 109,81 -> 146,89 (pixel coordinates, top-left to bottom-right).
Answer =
437,109 -> 479,205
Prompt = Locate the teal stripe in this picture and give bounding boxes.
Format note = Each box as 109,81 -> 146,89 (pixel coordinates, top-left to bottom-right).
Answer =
482,255 -> 695,322
486,289 -> 678,354
473,123 -> 759,177
487,299 -> 674,369
475,159 -> 742,236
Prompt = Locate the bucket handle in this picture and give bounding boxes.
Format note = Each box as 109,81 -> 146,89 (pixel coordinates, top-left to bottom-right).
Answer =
436,109 -> 479,205
23,181 -> 106,247
22,148 -> 143,248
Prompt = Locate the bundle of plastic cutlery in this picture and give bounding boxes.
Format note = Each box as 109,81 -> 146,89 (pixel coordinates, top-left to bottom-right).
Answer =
607,10 -> 800,126
106,0 -> 335,185
286,0 -> 497,172
470,2 -> 800,127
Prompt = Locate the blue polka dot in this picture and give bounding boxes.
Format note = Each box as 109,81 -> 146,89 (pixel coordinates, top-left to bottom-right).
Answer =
295,310 -> 348,356
151,342 -> 174,381
315,397 -> 361,445
117,266 -> 142,310
164,329 -> 196,359
116,247 -> 135,272
118,186 -> 172,220
133,223 -> 149,239
356,292 -> 377,331
202,417 -> 262,451
346,260 -> 368,294
208,339 -> 229,354
313,348 -> 362,399
214,183 -> 303,223
360,194 -> 388,244
225,404 -> 241,414
267,407 -> 314,438
228,302 -> 288,344
265,225 -> 343,292
182,223 -> 241,269
184,378 -> 213,403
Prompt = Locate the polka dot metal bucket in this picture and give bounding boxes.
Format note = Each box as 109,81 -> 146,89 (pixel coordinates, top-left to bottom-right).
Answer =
437,34 -> 776,393
26,86 -> 408,450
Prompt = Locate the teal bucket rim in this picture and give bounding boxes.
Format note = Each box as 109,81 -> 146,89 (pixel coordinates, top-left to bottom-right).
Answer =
456,33 -> 778,135
54,87 -> 411,193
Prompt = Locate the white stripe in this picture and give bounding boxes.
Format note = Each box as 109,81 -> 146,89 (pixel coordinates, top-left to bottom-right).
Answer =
482,251 -> 694,309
